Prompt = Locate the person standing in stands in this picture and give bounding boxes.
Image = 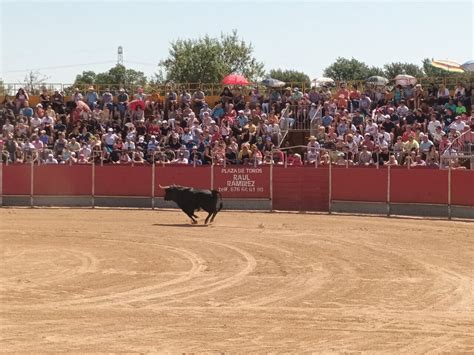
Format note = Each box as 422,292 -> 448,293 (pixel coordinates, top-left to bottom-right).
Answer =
15,88 -> 29,111
86,86 -> 99,110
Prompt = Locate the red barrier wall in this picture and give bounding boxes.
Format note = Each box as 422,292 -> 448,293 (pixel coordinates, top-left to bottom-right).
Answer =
2,165 -> 473,210
155,166 -> 211,197
33,165 -> 92,196
273,167 -> 329,211
2,164 -> 31,195
213,166 -> 270,198
95,165 -> 152,196
390,168 -> 448,204
451,170 -> 474,206
332,167 -> 388,202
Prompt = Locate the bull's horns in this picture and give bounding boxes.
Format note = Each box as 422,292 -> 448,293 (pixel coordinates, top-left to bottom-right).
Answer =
158,184 -> 170,189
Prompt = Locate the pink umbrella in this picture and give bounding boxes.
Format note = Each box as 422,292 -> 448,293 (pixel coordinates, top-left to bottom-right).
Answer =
222,74 -> 249,86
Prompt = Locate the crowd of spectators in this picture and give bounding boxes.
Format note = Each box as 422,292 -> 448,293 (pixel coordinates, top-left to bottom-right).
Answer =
1,80 -> 473,169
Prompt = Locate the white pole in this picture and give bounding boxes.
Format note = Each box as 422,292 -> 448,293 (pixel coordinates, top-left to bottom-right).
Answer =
30,160 -> 34,208
448,163 -> 452,220
328,155 -> 332,214
270,160 -> 274,212
211,161 -> 214,190
91,159 -> 95,208
152,160 -> 156,210
0,160 -> 3,207
387,164 -> 391,217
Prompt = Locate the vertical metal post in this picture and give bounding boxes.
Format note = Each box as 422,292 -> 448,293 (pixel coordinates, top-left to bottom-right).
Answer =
387,164 -> 391,217
210,161 -> 214,190
30,160 -> 34,208
328,156 -> 332,214
270,160 -> 274,212
152,160 -> 156,210
448,163 -> 452,220
91,160 -> 95,208
0,161 -> 3,207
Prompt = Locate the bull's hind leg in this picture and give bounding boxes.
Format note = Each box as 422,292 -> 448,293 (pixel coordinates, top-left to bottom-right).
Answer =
204,212 -> 213,224
209,211 -> 218,223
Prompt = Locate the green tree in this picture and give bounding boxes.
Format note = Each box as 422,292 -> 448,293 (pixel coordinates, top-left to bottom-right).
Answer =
159,30 -> 264,83
323,57 -> 381,81
73,70 -> 97,86
268,69 -> 311,88
383,62 -> 425,79
72,65 -> 147,91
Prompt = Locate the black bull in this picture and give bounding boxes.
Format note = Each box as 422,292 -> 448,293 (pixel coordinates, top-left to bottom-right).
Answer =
160,185 -> 223,224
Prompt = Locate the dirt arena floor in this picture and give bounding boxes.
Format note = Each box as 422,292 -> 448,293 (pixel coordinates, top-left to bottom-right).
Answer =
1,208 -> 473,352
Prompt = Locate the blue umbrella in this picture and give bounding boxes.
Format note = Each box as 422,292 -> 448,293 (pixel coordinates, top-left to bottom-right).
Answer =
461,60 -> 474,72
261,78 -> 286,88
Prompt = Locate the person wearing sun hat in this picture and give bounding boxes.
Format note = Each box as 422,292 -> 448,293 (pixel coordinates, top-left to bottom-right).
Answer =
85,86 -> 99,110
307,135 -> 321,152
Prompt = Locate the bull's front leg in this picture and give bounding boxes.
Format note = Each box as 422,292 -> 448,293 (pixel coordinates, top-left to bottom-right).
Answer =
183,208 -> 198,224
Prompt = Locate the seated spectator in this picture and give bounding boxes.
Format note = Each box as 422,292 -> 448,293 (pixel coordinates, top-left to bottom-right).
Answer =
358,146 -> 373,166
385,154 -> 399,166
44,153 -> 58,164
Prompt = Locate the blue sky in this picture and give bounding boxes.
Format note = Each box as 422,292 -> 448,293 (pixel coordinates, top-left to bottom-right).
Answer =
1,0 -> 472,84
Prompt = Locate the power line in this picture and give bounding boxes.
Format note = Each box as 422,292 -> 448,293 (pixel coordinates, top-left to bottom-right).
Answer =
125,60 -> 158,67
2,60 -> 116,73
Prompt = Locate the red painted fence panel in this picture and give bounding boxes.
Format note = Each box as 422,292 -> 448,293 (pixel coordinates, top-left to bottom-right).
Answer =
273,167 -> 329,211
451,170 -> 474,206
214,166 -> 270,198
332,167 -> 387,202
2,164 -> 31,195
95,165 -> 152,196
390,168 -> 448,204
155,166 -> 211,197
34,165 -> 92,195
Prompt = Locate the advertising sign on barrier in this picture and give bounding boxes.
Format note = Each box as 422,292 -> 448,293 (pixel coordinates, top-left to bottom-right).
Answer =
213,166 -> 270,198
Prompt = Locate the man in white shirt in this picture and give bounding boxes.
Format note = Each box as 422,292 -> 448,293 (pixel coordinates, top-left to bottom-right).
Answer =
427,115 -> 442,136
2,120 -> 14,135
102,128 -> 119,150
45,153 -> 58,164
396,101 -> 410,118
123,138 -> 136,152
30,115 -> 42,129
79,143 -> 92,159
450,116 -> 466,132
364,118 -> 378,138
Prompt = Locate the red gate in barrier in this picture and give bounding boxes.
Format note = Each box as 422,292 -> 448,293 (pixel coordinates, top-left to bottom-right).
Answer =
272,167 -> 329,211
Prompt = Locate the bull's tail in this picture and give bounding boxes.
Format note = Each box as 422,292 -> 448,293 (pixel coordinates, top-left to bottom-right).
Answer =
212,190 -> 224,212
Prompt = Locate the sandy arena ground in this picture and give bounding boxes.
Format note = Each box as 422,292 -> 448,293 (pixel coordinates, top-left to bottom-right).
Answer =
1,208 -> 473,352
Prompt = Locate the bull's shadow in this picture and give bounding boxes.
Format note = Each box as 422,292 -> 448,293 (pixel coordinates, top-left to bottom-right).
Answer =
152,223 -> 210,227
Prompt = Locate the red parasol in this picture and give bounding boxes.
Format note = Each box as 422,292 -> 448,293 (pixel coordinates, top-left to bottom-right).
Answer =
222,74 -> 249,86
129,99 -> 145,111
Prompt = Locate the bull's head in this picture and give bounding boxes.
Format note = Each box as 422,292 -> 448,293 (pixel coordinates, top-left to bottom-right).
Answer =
159,184 -> 175,201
